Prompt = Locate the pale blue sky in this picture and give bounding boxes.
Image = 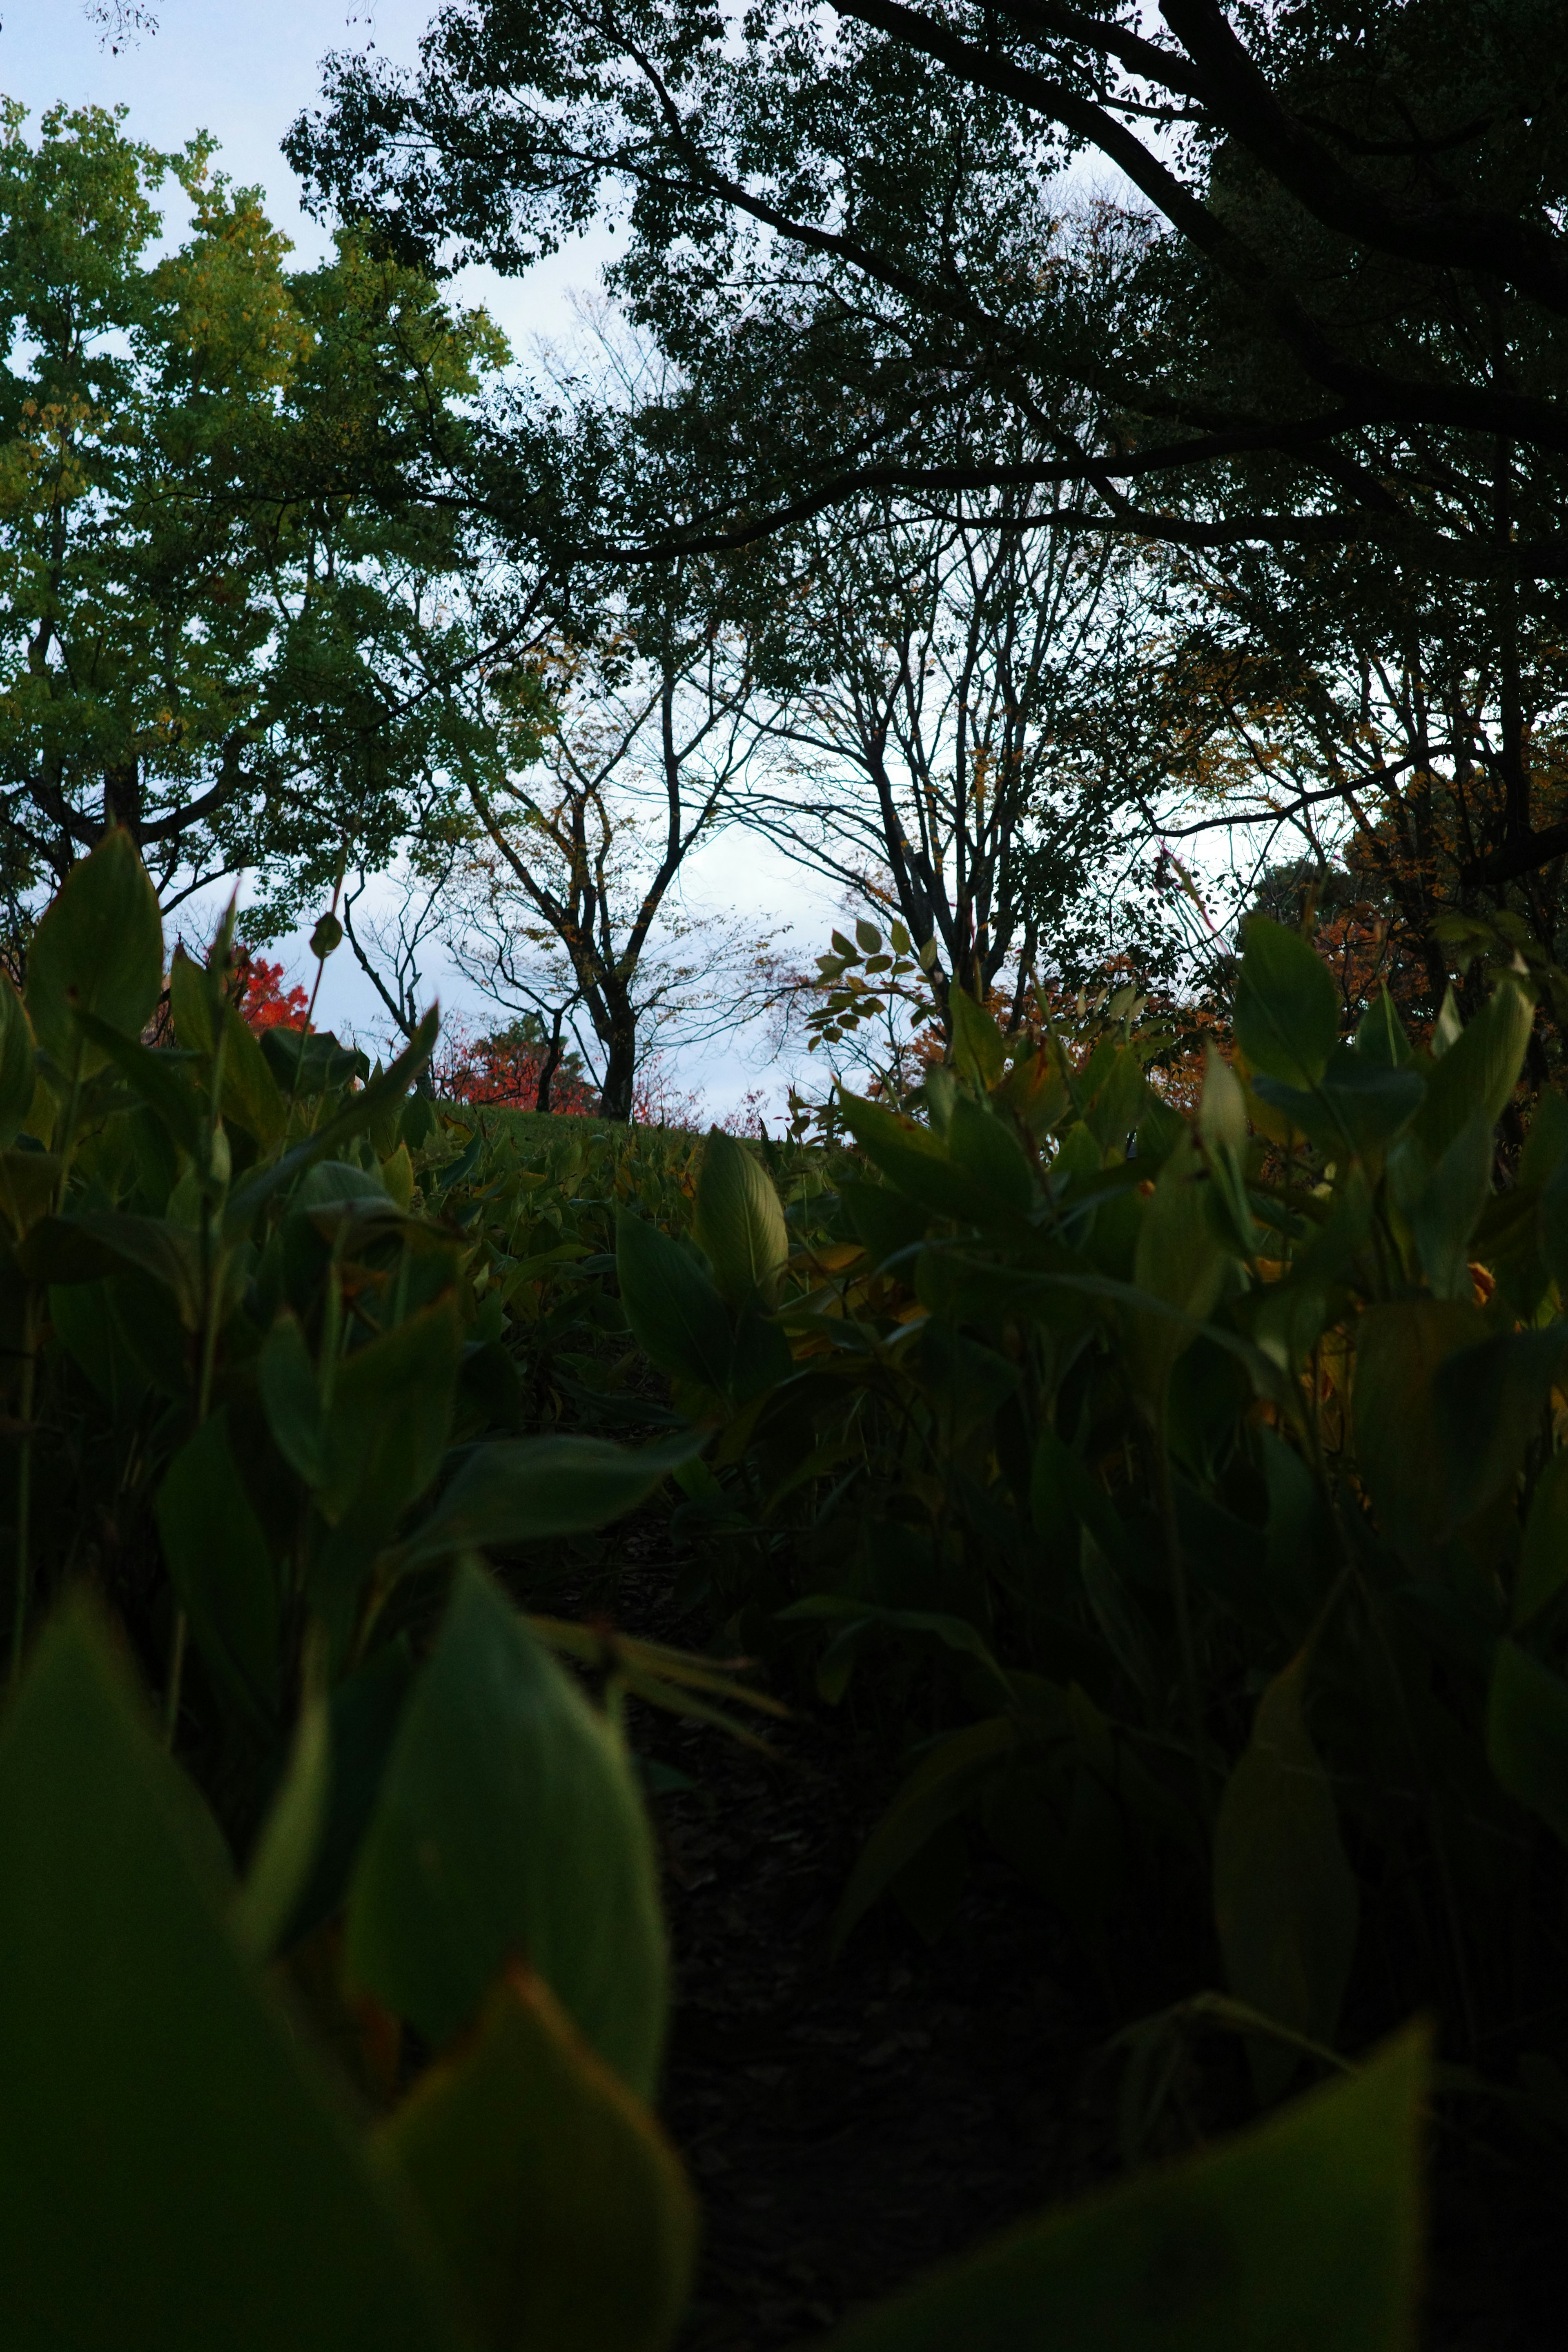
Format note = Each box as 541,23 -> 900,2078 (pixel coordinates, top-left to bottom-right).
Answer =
0,0 -> 822,1114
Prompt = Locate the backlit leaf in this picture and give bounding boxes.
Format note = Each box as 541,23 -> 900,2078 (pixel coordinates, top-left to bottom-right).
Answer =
345,1563 -> 668,2097
376,1966 -> 696,2352
1214,1650 -> 1358,2098
0,1602 -> 461,2352
818,2027 -> 1425,2352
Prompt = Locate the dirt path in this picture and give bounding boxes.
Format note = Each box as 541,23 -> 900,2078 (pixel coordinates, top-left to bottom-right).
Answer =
575,1526 -> 1563,2352
579,1529 -> 1113,2348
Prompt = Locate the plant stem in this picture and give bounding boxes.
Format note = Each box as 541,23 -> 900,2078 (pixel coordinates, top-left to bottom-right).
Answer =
1148,1407 -> 1214,1823
163,1609 -> 188,1748
9,1294 -> 38,1685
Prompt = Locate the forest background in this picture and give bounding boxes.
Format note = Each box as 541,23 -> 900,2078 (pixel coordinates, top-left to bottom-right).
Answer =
5,0 -> 1566,1125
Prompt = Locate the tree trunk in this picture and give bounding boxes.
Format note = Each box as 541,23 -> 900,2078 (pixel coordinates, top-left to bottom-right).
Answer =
599,1014 -> 637,1122
534,1010 -> 566,1115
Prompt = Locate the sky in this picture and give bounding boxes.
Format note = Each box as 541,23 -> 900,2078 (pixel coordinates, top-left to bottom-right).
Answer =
0,0 -> 833,1116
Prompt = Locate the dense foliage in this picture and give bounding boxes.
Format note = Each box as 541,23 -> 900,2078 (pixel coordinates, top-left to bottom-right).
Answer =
0,102 -> 510,932
4,825 -> 1566,2342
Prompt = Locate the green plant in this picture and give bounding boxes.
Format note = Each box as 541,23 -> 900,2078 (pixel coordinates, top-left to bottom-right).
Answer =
620,929 -> 1568,2190
0,838 -> 1435,2345
0,1587 -> 1426,2349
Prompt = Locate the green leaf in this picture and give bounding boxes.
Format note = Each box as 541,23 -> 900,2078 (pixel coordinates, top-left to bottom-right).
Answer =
693,1129 -> 788,1307
394,1433 -> 703,1573
1515,1452 -> 1568,1628
316,1297 -> 463,1558
155,1412 -> 281,1735
1233,916 -> 1341,1089
73,1013 -> 208,1157
1413,978 -> 1533,1162
1198,1041 -> 1248,1162
260,1026 -> 371,1094
1487,1638 -> 1568,1846
947,1095 -> 1033,1214
1432,984 -> 1464,1056
375,1965 -> 697,2352
1355,988 -> 1413,1068
780,1596 -> 1012,1698
283,1643 -> 418,1950
1351,1300 -> 1484,1559
345,1562 -> 668,2096
224,1009 -> 439,1234
1127,1155 -> 1227,1406
1252,1062 -> 1423,1160
0,1601 -> 462,2351
950,987 -> 1006,1090
173,952 -> 289,1151
0,975 -> 36,1147
1214,1650 -> 1359,2100
1388,1111 -> 1492,1299
855,917 -> 883,953
234,1657 -> 331,1961
818,2026 -> 1425,2352
260,1310 -> 325,1487
24,828 -> 163,1078
615,1209 -> 733,1392
841,1178 -> 928,1270
75,1209 -> 204,1324
1434,1325 -> 1568,1534
832,1716 -> 1017,1951
838,1090 -> 998,1225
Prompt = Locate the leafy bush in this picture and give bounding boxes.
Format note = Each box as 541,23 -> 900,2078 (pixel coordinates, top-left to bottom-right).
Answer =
623,930 -> 1568,2158
0,835 -> 1499,2343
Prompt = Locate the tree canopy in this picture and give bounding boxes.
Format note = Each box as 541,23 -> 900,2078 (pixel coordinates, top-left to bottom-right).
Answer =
0,100 -> 510,930
287,0 -> 1568,579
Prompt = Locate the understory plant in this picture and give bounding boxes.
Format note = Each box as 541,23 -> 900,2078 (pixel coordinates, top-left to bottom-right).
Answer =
0,834 -> 1466,2343
618,920 -> 1568,2205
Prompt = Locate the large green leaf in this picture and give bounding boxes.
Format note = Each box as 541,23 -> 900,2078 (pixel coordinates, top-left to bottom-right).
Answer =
1413,978 -> 1533,1162
949,987 -> 1007,1090
171,948 -> 289,1150
693,1129 -> 788,1307
1487,1638 -> 1568,1846
1515,1452 -> 1568,1628
1351,1300 -> 1484,1558
345,1564 -> 668,2098
831,1716 -> 1017,1951
394,1433 -> 704,1573
24,828 -> 163,1078
0,975 -> 36,1146
376,1966 -> 696,2352
1252,1062 -> 1423,1160
838,1090 -> 999,1225
1233,916 -> 1341,1089
615,1209 -> 733,1392
1127,1156 -> 1227,1406
155,1411 -> 282,1735
817,2026 -> 1425,2352
1214,1650 -> 1359,2098
946,1096 -> 1033,1214
261,1027 -> 372,1094
260,1309 -> 326,1488
0,1601 -> 463,2352
1389,1111 -> 1492,1300
318,1298 -> 464,1532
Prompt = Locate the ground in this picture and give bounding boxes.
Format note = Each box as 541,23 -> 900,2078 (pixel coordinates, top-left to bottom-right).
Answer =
557,1518 -> 1568,2352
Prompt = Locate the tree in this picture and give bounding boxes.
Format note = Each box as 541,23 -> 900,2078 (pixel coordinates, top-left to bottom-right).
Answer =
1099,521 -> 1568,1060
0,101 -> 512,935
289,0 -> 1568,588
444,573 -> 783,1118
743,461 -> 1179,1030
